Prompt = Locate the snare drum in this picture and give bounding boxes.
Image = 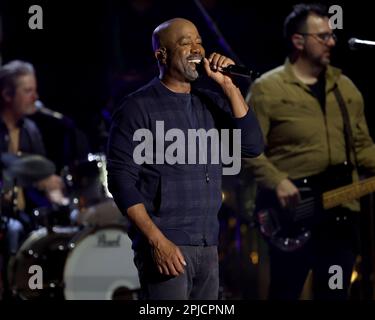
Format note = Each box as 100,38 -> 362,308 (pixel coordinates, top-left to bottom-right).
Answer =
63,225 -> 140,300
8,226 -> 78,299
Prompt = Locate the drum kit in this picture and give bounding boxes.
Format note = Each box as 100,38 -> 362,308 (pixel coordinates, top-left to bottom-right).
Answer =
0,152 -> 140,300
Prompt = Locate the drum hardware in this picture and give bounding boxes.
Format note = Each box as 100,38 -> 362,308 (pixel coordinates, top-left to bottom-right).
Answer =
0,153 -> 72,298
64,153 -> 126,227
8,225 -> 140,300
87,153 -> 112,199
65,153 -> 112,210
3,152 -> 139,300
7,226 -> 78,300
1,153 -> 56,188
32,204 -> 74,231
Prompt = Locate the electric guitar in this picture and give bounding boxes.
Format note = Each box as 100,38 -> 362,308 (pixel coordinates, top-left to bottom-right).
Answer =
255,163 -> 375,252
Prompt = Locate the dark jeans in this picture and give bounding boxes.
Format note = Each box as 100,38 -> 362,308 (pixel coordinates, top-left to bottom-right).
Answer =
134,245 -> 219,300
268,208 -> 359,300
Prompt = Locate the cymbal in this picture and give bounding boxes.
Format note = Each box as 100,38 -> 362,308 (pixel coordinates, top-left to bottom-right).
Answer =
1,153 -> 56,187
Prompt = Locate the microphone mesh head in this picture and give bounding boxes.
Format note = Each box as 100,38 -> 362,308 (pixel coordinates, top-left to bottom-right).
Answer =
35,100 -> 44,109
348,38 -> 356,49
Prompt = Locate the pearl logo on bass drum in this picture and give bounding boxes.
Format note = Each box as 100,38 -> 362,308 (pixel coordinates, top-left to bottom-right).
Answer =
97,233 -> 121,248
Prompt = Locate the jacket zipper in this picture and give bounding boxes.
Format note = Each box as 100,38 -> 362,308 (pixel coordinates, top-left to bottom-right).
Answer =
197,96 -> 209,245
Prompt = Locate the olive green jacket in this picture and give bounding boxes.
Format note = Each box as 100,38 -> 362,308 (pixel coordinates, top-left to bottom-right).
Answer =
244,59 -> 375,210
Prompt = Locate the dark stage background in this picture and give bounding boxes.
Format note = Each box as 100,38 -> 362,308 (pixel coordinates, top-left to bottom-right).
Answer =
1,0 -> 375,299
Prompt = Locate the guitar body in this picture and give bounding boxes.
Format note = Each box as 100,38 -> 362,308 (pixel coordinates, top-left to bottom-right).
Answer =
255,163 -> 353,252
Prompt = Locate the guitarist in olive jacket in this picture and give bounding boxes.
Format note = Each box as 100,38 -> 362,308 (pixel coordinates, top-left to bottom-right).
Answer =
245,4 -> 375,300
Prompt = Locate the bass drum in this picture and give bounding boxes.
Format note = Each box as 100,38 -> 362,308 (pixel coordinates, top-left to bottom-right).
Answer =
63,225 -> 140,300
8,226 -> 78,299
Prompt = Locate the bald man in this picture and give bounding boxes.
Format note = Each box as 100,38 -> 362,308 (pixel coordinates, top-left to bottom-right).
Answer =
107,18 -> 263,300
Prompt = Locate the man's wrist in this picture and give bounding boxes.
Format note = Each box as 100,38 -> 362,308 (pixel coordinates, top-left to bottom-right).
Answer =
221,82 -> 240,96
147,228 -> 165,247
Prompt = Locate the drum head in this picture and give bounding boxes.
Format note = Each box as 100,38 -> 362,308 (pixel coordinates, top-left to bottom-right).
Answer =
74,198 -> 127,227
63,225 -> 140,300
8,227 -> 78,299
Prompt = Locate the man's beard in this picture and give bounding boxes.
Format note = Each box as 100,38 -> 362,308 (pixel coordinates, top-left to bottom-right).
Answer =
306,51 -> 331,68
182,59 -> 201,81
184,65 -> 199,81
320,54 -> 331,66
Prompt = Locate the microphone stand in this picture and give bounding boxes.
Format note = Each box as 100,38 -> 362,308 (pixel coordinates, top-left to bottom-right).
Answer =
193,0 -> 242,65
193,0 -> 257,85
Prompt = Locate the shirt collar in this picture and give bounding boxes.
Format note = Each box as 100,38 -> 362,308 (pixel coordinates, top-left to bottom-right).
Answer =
0,116 -> 26,133
281,58 -> 342,93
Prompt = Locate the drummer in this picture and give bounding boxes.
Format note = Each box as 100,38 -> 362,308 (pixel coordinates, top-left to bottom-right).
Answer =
0,60 -> 67,254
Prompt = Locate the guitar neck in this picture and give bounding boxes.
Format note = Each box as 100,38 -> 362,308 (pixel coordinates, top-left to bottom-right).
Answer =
323,176 -> 375,209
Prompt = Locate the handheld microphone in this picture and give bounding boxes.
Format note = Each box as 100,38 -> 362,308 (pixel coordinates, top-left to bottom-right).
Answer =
193,58 -> 259,79
348,38 -> 375,50
220,64 -> 258,78
35,100 -> 64,120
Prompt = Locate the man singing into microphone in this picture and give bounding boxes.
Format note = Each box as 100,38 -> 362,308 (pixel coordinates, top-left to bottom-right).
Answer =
107,18 -> 263,300
245,4 -> 375,299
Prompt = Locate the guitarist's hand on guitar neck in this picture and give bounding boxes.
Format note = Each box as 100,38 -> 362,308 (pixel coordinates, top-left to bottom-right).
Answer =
276,178 -> 301,209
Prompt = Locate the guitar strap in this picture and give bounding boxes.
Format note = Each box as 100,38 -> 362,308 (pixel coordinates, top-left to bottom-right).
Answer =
333,86 -> 359,170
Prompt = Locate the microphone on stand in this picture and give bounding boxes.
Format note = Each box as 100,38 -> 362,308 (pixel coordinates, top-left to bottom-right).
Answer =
348,38 -> 375,50
35,100 -> 64,120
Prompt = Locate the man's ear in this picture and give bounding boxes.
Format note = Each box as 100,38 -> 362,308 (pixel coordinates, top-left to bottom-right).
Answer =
1,89 -> 13,104
155,47 -> 167,64
291,34 -> 305,50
